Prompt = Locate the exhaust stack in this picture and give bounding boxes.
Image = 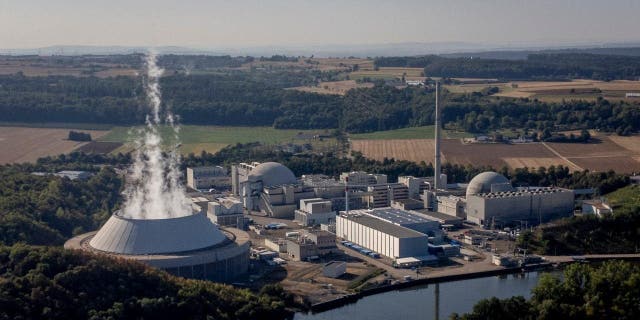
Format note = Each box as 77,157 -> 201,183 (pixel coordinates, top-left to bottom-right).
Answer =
434,81 -> 441,190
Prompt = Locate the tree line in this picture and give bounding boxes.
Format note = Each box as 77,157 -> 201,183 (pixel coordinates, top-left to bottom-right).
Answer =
452,261 -> 640,320
375,53 -> 640,80
0,71 -> 639,135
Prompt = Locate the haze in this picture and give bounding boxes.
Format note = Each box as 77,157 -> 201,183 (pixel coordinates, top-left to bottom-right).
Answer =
1,0 -> 639,49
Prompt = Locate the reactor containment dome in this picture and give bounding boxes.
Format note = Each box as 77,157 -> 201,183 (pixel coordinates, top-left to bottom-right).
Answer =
466,171 -> 513,198
248,161 -> 297,187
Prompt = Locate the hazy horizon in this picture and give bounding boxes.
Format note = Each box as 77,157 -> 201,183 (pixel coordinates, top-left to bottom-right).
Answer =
1,0 -> 639,50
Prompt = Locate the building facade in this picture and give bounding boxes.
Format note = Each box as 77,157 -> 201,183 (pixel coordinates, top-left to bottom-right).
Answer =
186,166 -> 230,190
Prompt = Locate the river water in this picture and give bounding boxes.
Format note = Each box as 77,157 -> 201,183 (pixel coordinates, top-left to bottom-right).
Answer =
295,271 -> 555,320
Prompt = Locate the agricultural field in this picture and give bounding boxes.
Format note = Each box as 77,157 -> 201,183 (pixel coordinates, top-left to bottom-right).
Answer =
349,67 -> 425,81
99,125 -> 336,155
0,126 -> 109,164
545,134 -> 640,173
349,125 -> 470,140
239,57 -> 373,72
351,133 -> 640,173
446,79 -> 640,102
289,80 -> 373,95
0,57 -> 137,77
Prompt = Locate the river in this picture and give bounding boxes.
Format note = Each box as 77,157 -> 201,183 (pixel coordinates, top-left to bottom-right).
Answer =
295,271 -> 556,320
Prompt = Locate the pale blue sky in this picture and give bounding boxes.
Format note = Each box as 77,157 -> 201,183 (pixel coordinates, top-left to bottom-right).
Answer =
1,0 -> 638,49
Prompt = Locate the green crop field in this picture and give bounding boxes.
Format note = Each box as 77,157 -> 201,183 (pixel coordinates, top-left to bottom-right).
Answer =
349,125 -> 470,140
606,185 -> 640,214
99,125 -> 334,154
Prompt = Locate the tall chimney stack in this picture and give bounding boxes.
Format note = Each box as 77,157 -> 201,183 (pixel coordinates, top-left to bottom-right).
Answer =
434,81 -> 441,190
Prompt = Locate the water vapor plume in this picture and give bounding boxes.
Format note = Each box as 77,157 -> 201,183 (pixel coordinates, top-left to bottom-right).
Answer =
121,52 -> 191,219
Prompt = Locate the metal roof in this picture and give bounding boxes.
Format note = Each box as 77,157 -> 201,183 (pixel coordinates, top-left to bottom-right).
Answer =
339,214 -> 426,238
352,208 -> 436,226
89,211 -> 227,255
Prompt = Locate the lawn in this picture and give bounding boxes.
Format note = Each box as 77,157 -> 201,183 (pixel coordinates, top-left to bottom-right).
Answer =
98,125 -> 334,154
349,125 -> 470,140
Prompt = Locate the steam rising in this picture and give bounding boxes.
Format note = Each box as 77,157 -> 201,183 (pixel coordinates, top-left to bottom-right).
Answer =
121,52 -> 192,219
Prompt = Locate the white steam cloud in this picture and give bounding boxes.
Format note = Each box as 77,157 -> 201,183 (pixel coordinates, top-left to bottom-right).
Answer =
121,52 -> 192,219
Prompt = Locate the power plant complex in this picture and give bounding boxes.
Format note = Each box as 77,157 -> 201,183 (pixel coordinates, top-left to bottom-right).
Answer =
66,80 -> 577,281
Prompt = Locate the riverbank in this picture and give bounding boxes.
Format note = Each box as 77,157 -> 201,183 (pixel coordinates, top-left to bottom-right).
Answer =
308,254 -> 640,313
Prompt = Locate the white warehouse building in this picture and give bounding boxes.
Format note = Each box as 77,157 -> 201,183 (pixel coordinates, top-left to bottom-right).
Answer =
336,213 -> 429,259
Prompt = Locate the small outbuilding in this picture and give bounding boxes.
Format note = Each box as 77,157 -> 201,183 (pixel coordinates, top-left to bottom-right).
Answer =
323,261 -> 347,278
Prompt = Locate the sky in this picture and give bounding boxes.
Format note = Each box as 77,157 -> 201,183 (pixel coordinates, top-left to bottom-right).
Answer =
1,0 -> 639,49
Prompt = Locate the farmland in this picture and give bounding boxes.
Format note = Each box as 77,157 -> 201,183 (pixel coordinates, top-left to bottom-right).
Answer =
0,126 -> 109,164
350,125 -> 470,140
446,79 -> 640,102
351,134 -> 640,173
349,67 -> 425,81
289,80 -> 373,95
99,125 -> 336,155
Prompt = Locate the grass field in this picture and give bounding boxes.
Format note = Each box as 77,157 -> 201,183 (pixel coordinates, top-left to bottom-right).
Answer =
349,126 -> 470,140
289,80 -> 374,95
99,125 -> 335,155
0,126 -> 109,164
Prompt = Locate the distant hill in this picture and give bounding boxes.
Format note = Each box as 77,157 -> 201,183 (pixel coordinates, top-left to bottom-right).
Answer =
441,46 -> 640,60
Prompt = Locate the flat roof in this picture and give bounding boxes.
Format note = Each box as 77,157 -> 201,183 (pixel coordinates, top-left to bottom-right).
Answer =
339,214 -> 427,238
412,209 -> 463,222
352,207 -> 436,226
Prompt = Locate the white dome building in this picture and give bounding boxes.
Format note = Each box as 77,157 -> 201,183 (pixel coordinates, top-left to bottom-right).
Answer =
466,172 -> 513,198
66,210 -> 250,282
247,162 -> 297,187
232,161 -> 314,218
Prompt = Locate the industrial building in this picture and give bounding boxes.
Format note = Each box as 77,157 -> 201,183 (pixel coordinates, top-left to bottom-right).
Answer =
65,209 -> 250,282
351,208 -> 440,236
232,162 -> 314,218
323,261 -> 347,278
186,166 -> 230,190
398,176 -> 432,199
207,197 -> 244,226
336,213 -> 430,259
286,230 -> 338,261
466,186 -> 574,227
294,198 -> 336,226
340,171 -> 387,185
301,174 -> 365,212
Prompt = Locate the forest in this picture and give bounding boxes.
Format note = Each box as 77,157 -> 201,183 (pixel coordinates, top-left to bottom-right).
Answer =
375,53 -> 640,80
452,261 -> 640,320
0,244 -> 293,319
1,71 -> 639,135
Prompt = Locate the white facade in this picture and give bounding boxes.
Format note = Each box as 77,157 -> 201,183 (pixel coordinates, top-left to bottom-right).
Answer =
294,198 -> 336,226
466,187 -> 574,226
208,197 -> 244,226
398,176 -> 432,199
336,214 -> 429,259
340,171 -> 387,185
186,166 -> 230,190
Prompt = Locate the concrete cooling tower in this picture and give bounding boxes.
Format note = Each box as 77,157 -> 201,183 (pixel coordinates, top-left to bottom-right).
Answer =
66,210 -> 250,282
